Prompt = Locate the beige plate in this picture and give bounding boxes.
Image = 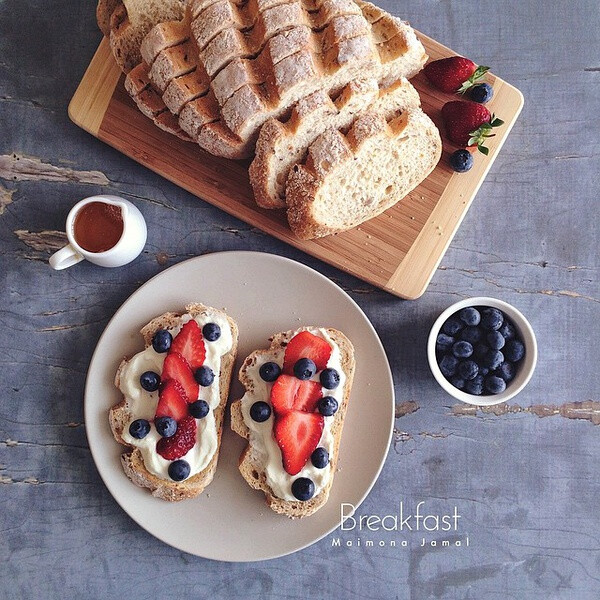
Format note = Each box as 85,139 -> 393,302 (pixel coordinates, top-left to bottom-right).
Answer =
84,252 -> 395,561
69,37 -> 524,299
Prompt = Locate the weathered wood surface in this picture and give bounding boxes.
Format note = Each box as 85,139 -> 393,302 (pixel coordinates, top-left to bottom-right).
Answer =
0,1 -> 598,598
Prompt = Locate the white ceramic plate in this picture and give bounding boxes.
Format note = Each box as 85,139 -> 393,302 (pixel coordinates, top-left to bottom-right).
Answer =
85,252 -> 395,561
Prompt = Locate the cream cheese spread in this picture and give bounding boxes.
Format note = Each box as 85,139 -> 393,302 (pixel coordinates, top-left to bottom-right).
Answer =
240,328 -> 346,501
118,309 -> 232,480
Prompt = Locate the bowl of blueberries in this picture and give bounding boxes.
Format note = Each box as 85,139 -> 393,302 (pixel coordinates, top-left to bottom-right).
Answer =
427,297 -> 537,405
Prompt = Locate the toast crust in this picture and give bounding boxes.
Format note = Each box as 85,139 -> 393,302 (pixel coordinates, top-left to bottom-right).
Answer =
230,327 -> 355,518
110,302 -> 239,501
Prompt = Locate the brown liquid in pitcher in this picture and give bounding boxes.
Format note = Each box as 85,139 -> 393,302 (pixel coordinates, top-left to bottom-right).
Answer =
73,202 -> 124,253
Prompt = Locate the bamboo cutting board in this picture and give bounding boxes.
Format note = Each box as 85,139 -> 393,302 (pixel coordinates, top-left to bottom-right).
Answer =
69,35 -> 523,299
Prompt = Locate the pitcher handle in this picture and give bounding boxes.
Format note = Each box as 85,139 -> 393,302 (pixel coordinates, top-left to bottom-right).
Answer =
49,244 -> 84,270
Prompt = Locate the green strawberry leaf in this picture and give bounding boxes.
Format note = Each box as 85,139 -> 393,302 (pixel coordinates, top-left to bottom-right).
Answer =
457,65 -> 491,94
478,145 -> 490,156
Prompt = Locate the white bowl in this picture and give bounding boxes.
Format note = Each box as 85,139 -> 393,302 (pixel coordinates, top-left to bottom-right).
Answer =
427,297 -> 537,406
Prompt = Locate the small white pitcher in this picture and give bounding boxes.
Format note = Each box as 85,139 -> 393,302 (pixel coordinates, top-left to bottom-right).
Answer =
49,195 -> 147,270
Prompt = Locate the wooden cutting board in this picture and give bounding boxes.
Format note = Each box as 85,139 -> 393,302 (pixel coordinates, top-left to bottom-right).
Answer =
69,35 -> 523,299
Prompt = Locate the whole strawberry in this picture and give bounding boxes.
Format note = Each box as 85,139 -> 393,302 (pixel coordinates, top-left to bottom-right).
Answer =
441,101 -> 504,155
424,56 -> 489,94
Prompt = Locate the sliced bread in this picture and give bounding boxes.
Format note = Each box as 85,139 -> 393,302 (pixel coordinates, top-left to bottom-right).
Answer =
125,0 -> 427,158
250,77 -> 421,208
286,107 -> 442,239
230,327 -> 355,518
110,303 -> 238,501
97,0 -> 187,73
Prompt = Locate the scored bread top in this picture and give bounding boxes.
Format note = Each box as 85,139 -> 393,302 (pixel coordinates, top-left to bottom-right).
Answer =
124,0 -> 427,158
286,107 -> 442,239
230,327 -> 355,518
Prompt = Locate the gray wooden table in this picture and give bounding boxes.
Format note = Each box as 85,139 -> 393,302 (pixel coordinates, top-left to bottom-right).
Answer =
1,0 -> 599,598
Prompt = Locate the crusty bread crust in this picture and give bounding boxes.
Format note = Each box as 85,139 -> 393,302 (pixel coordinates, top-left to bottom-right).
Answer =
230,328 -> 355,518
110,302 -> 238,502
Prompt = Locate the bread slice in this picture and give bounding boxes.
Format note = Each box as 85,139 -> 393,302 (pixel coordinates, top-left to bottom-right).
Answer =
125,0 -> 427,158
250,77 -> 421,208
110,303 -> 239,501
97,0 -> 187,73
286,107 -> 441,239
124,62 -> 193,140
230,327 -> 355,518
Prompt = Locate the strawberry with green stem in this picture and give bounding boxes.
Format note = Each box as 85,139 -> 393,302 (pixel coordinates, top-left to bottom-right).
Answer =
424,57 -> 490,94
441,100 -> 505,155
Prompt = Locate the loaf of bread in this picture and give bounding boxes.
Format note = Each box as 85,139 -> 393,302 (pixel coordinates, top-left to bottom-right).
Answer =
286,108 -> 442,238
231,327 -> 355,518
98,0 -> 442,240
110,303 -> 238,501
124,0 -> 427,158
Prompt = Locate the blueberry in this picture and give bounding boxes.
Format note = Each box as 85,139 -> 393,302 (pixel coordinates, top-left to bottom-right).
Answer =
152,329 -> 172,353
474,343 -> 490,359
450,376 -> 465,390
480,367 -> 490,376
249,401 -> 272,423
129,419 -> 150,439
497,362 -> 516,382
155,416 -> 177,438
438,354 -> 459,378
469,83 -> 493,104
449,149 -> 474,173
442,317 -> 463,336
485,375 -> 507,395
486,331 -> 506,350
318,396 -> 338,417
259,362 -> 281,382
320,368 -> 340,389
168,460 -> 190,482
480,308 -> 504,331
460,327 -> 482,344
202,322 -> 221,342
483,350 -> 504,370
505,340 -> 525,362
464,375 -> 484,395
498,321 -> 516,340
139,371 -> 160,392
452,341 -> 473,359
291,477 -> 315,501
311,447 -> 329,469
436,333 -> 455,352
189,400 -> 210,419
293,358 -> 317,380
194,366 -> 215,387
458,360 -> 479,381
459,307 -> 481,326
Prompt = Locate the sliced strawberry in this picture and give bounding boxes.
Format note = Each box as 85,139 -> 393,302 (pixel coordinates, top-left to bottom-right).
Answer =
155,379 -> 188,421
274,411 -> 324,475
283,331 -> 331,375
162,352 -> 199,402
270,374 -> 322,414
170,320 -> 205,370
156,415 -> 197,460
